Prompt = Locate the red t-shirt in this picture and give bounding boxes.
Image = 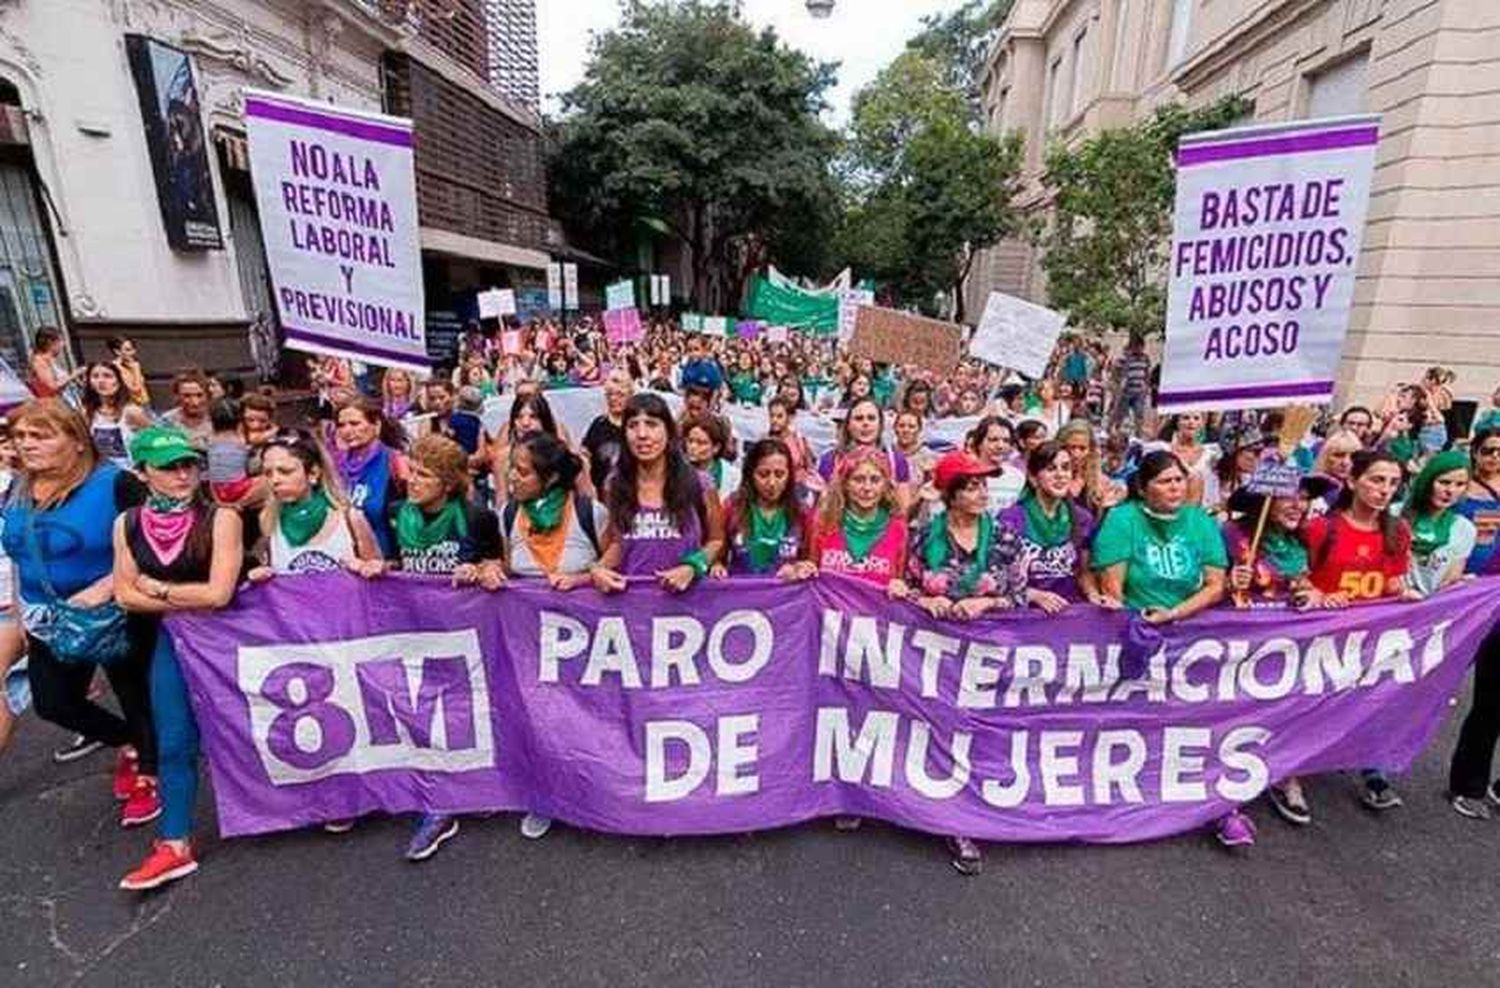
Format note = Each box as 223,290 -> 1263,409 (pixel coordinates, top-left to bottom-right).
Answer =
1303,514 -> 1410,600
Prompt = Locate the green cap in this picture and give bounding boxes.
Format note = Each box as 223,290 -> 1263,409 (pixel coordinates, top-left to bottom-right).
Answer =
130,425 -> 201,468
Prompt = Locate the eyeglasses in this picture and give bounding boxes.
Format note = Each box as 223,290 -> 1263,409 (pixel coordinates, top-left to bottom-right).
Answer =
1476,445 -> 1500,457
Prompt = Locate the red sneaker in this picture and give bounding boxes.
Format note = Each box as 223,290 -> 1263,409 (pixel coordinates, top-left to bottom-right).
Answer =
120,777 -> 161,828
119,840 -> 197,891
112,747 -> 139,801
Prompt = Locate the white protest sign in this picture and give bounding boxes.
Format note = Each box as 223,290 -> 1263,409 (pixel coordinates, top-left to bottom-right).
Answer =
1159,115 -> 1380,413
245,89 -> 426,372
837,288 -> 874,343
546,263 -> 562,311
704,316 -> 729,337
563,263 -> 579,310
605,280 -> 635,311
477,288 -> 516,320
971,291 -> 1066,379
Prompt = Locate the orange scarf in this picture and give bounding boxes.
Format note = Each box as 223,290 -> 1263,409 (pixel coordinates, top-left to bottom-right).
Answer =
518,497 -> 572,576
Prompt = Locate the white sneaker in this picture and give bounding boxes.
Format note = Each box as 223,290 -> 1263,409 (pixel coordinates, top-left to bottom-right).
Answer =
519,813 -> 553,840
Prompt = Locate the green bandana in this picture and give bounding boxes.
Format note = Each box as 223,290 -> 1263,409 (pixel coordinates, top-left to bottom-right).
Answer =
521,486 -> 568,533
924,510 -> 994,598
280,487 -> 332,548
746,505 -> 789,574
1021,490 -> 1072,548
1260,527 -> 1310,579
841,506 -> 890,563
146,492 -> 194,514
709,459 -> 725,491
395,498 -> 468,552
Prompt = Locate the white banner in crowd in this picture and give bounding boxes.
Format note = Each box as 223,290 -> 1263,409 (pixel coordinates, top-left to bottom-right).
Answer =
546,263 -> 563,311
605,280 -> 635,311
836,287 -> 874,343
1158,115 -> 1380,413
479,389 -> 980,462
244,89 -> 427,372
970,291 -> 1066,379
563,263 -> 579,311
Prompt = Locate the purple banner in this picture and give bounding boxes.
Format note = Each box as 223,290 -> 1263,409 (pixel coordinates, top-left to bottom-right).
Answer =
167,574 -> 1500,842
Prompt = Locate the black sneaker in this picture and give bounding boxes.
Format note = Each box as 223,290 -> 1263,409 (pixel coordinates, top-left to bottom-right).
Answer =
1267,785 -> 1312,826
52,735 -> 104,764
1361,775 -> 1403,811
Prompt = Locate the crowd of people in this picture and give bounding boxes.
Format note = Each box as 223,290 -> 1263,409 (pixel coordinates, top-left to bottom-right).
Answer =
0,317 -> 1497,890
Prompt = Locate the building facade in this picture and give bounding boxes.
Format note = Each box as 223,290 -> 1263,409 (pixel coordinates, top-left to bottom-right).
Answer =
484,0 -> 539,112
970,0 -> 1500,406
0,0 -> 553,390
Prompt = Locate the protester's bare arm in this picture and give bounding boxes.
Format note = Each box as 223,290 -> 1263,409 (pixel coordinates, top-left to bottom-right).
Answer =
1145,566 -> 1226,624
122,510 -> 245,612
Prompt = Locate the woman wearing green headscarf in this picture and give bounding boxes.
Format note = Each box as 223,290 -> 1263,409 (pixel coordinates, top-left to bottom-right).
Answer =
1402,449 -> 1475,598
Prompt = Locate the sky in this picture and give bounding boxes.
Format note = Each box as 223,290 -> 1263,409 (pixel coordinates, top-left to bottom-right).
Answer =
535,0 -> 974,125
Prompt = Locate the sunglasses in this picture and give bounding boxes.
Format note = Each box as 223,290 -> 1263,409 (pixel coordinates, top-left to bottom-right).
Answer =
1476,445 -> 1500,457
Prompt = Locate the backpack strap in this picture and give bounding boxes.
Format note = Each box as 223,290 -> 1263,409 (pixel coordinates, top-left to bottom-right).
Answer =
573,490 -> 601,557
501,500 -> 519,542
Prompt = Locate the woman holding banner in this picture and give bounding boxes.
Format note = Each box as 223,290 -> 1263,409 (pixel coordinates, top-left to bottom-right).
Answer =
248,430 -> 384,581
113,426 -> 243,891
904,450 -> 1031,876
332,398 -> 408,558
1309,429 -> 1363,516
1301,449 -> 1416,814
812,446 -> 911,593
593,394 -> 724,593
1402,450 -> 1475,598
999,442 -> 1108,611
716,438 -> 815,580
377,434 -> 503,862
1090,450 -> 1228,624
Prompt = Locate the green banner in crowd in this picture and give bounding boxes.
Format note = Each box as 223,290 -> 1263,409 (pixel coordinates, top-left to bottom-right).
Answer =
745,275 -> 838,335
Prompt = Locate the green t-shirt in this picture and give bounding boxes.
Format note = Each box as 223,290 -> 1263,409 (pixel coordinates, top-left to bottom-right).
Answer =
1090,501 -> 1228,611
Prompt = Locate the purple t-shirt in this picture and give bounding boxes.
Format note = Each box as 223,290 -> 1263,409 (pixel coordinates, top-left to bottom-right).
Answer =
817,448 -> 912,484
618,503 -> 704,576
999,501 -> 1096,601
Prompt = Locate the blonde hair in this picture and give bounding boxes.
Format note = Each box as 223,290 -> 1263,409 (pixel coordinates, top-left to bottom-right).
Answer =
1314,429 -> 1363,475
817,446 -> 899,533
11,399 -> 97,507
1056,419 -> 1105,508
410,433 -> 470,498
258,431 -> 351,538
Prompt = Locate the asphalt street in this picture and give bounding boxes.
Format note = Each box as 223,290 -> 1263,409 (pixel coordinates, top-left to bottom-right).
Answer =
2,682 -> 1498,988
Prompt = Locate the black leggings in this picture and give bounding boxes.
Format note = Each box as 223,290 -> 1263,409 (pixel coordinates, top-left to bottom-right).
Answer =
26,630 -> 157,776
1448,626 -> 1500,799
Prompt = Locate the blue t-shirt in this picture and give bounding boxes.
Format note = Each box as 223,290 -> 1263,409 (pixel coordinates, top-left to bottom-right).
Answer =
1,464 -> 146,602
1455,490 -> 1500,575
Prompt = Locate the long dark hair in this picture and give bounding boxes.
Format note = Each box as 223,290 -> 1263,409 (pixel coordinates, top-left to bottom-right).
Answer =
965,415 -> 1013,457
606,393 -> 704,535
509,393 -> 560,441
81,362 -> 127,417
1024,440 -> 1085,542
839,397 -> 885,451
1331,448 -> 1405,556
734,438 -> 797,534
517,431 -> 582,495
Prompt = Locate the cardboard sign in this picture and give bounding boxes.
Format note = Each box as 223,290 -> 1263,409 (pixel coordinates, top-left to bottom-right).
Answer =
970,291 -> 1065,378
848,306 -> 963,375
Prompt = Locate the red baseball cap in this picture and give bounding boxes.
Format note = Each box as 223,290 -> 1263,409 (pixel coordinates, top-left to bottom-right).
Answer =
933,451 -> 999,492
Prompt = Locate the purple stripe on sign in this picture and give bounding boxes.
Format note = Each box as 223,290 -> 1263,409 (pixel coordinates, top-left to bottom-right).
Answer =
1158,380 -> 1334,405
283,324 -> 428,369
1176,126 -> 1379,168
245,99 -> 413,148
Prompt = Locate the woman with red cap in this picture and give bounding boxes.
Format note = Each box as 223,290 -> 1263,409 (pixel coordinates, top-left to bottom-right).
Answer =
904,449 -> 1031,877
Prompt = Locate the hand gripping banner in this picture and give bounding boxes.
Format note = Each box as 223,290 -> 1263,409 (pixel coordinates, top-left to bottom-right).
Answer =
167,574 -> 1500,841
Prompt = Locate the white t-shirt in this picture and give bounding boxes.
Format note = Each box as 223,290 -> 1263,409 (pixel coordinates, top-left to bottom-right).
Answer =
1409,515 -> 1477,597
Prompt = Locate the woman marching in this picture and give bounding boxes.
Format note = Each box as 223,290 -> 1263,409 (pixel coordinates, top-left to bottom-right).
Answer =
1401,450 -> 1475,598
0,400 -> 158,827
592,394 -> 725,593
812,447 -> 912,592
1447,428 -> 1500,818
114,426 -> 243,890
816,398 -> 914,513
1299,449 -> 1417,814
331,397 -> 409,557
380,434 -> 503,860
82,362 -> 152,470
903,450 -> 1031,876
715,438 -> 816,580
998,442 -> 1109,611
248,430 -> 384,580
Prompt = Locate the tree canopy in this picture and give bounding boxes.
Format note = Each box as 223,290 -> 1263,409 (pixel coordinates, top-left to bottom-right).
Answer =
548,1 -> 841,309
1038,97 -> 1251,340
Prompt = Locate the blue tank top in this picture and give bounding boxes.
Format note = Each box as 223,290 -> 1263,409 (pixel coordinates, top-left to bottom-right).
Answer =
1,464 -> 130,601
346,444 -> 395,557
